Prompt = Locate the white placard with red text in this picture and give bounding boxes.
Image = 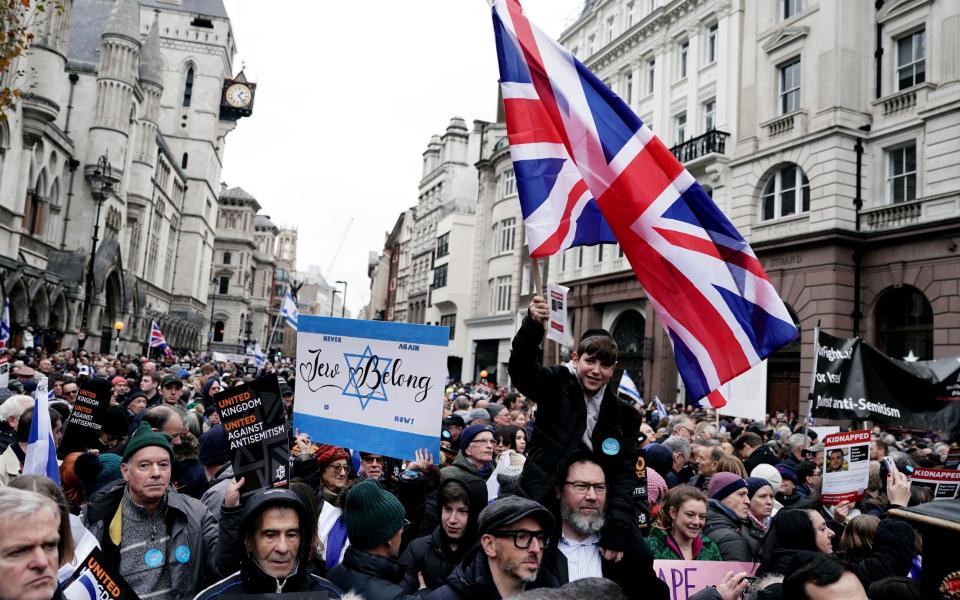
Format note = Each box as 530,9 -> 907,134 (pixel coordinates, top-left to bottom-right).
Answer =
911,468 -> 960,500
820,429 -> 871,505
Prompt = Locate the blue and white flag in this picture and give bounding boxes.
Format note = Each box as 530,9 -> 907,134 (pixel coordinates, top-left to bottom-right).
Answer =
254,342 -> 265,369
0,297 -> 10,349
23,377 -> 60,484
618,371 -> 642,405
280,292 -> 299,330
654,396 -> 668,420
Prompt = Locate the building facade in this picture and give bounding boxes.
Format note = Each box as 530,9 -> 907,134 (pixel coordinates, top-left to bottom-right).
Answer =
0,0 -> 249,354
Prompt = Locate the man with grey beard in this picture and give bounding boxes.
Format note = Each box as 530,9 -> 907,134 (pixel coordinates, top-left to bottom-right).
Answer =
543,453 -> 668,600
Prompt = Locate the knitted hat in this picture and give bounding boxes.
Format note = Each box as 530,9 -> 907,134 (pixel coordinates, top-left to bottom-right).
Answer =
315,444 -> 350,470
103,407 -> 131,438
708,471 -> 747,501
343,480 -> 406,550
122,422 -> 174,463
75,452 -> 123,498
486,403 -> 506,420
468,408 -> 490,423
746,477 -> 774,499
775,463 -> 798,484
459,424 -> 494,449
751,463 -> 783,490
198,424 -> 229,467
111,376 -> 126,386
644,443 -> 674,478
647,467 -> 668,504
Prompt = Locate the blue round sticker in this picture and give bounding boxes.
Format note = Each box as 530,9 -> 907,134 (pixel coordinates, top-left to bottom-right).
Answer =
175,545 -> 190,564
144,548 -> 164,568
601,438 -> 620,455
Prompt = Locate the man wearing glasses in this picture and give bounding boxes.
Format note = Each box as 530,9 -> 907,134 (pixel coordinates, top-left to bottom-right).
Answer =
542,454 -> 667,599
508,296 -> 642,563
428,496 -> 558,599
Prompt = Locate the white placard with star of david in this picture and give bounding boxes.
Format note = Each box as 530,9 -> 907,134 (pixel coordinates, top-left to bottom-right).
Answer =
293,316 -> 449,461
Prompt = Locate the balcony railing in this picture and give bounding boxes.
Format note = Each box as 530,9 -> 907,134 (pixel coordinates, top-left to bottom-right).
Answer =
669,130 -> 730,164
863,199 -> 922,231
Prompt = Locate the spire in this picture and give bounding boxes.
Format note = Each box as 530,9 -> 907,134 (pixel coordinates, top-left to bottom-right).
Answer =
139,11 -> 163,87
103,0 -> 141,44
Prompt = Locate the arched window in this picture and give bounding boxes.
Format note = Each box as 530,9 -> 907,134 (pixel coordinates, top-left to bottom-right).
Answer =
181,152 -> 188,169
182,67 -> 194,107
213,320 -> 225,342
760,163 -> 809,221
875,286 -> 932,360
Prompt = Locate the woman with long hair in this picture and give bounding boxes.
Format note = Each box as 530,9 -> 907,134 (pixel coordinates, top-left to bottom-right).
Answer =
837,514 -> 880,563
646,485 -> 722,560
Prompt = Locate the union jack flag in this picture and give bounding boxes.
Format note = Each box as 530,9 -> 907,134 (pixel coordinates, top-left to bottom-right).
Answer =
0,298 -> 10,349
491,0 -> 798,407
150,321 -> 168,349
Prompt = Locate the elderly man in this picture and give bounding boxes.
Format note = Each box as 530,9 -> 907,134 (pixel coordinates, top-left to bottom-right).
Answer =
0,487 -> 61,600
0,395 -> 33,455
196,487 -> 342,599
82,423 -> 220,600
543,454 -> 667,600
428,496 -> 559,599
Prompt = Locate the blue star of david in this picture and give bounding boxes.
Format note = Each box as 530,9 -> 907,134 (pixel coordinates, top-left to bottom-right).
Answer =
342,346 -> 393,410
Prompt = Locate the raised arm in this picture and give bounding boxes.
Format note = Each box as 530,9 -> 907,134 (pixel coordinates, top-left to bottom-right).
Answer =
507,296 -> 560,399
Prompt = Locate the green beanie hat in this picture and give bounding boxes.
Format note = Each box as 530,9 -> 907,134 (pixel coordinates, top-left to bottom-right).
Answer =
122,422 -> 175,463
343,479 -> 405,550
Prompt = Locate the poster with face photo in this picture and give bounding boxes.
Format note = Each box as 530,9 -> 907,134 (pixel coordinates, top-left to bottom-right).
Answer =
820,429 -> 871,505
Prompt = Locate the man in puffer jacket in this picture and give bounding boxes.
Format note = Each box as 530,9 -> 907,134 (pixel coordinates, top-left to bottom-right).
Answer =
194,486 -> 342,599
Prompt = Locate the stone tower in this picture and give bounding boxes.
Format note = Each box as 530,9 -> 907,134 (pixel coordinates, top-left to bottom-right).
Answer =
85,0 -> 141,177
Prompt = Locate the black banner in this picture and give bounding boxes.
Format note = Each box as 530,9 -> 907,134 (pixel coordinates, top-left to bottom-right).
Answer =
63,546 -> 141,600
59,378 -> 112,457
214,374 -> 290,498
810,329 -> 960,430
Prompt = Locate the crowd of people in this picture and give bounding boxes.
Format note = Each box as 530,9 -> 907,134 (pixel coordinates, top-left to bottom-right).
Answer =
0,295 -> 956,600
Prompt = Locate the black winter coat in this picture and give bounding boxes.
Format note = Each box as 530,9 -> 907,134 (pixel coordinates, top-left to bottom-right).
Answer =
328,547 -> 420,600
743,445 -> 780,473
508,315 -> 641,551
703,500 -> 757,562
425,547 -> 559,600
399,527 -> 473,593
542,527 -> 669,600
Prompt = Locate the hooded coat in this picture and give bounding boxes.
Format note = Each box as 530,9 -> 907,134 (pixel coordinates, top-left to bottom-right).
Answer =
194,488 -> 342,599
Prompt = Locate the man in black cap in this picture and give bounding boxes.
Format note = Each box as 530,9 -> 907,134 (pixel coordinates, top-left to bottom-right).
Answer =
427,496 -> 559,599
442,415 -> 465,452
507,296 -> 641,562
197,424 -> 233,521
196,487 -> 342,599
160,374 -> 184,407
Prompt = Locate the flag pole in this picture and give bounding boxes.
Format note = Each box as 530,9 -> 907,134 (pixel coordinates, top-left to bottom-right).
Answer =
264,309 -> 284,363
529,255 -> 543,297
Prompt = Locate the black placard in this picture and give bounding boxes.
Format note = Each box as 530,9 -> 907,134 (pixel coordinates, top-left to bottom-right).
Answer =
59,378 -> 112,457
63,546 -> 141,600
810,329 -> 960,430
214,373 -> 290,498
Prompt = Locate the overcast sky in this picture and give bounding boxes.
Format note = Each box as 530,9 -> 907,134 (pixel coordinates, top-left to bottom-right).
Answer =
220,0 -> 583,314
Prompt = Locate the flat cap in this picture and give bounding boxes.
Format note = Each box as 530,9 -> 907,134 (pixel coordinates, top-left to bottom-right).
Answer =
478,495 -> 554,535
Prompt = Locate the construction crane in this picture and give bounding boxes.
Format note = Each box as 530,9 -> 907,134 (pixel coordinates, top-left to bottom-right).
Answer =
324,217 -> 353,279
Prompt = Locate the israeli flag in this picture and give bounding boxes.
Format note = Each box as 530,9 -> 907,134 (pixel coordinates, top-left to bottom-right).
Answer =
654,396 -> 668,420
618,371 -> 642,405
280,292 -> 299,330
254,342 -> 265,369
0,298 -> 10,349
23,377 -> 61,484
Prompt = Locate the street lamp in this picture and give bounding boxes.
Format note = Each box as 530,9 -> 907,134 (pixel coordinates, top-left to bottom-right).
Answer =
207,272 -> 221,352
113,320 -> 124,356
79,154 -> 113,350
330,289 -> 339,316
335,280 -> 347,318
